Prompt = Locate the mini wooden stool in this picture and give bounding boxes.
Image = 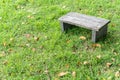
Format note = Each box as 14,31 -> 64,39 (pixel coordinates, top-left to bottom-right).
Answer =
59,12 -> 110,42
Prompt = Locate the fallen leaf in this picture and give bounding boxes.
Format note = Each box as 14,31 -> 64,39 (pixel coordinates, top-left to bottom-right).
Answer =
0,53 -> 6,58
27,15 -> 34,19
111,23 -> 116,27
10,38 -> 14,41
66,40 -> 71,43
32,48 -> 36,52
44,70 -> 49,74
3,60 -> 8,65
24,34 -> 31,38
112,49 -> 118,55
8,48 -> 13,52
40,46 -> 44,49
72,71 -> 76,77
83,61 -> 89,65
65,64 -> 69,68
92,43 -> 101,48
96,55 -> 101,59
80,36 -> 86,40
58,71 -> 68,77
26,44 -> 30,47
98,70 -> 101,75
34,36 -> 39,41
3,42 -> 7,46
115,71 -> 120,78
77,61 -> 81,66
111,58 -> 115,62
106,63 -> 112,68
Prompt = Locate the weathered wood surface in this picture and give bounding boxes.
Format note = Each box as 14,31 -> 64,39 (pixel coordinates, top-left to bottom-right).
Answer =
59,12 -> 110,31
92,25 -> 108,42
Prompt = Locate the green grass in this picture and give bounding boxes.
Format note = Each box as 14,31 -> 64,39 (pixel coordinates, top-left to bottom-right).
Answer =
0,0 -> 120,80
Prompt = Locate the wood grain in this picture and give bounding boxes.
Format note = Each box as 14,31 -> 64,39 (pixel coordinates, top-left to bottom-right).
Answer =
59,12 -> 110,31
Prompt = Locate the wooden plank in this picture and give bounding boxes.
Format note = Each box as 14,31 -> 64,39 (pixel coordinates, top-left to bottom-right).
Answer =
59,12 -> 110,31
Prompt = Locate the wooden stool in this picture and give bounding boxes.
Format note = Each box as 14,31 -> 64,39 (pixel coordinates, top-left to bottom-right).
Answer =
59,12 -> 110,42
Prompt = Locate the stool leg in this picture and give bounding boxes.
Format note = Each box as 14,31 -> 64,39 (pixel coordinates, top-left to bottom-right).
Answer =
92,25 -> 108,43
60,22 -> 71,32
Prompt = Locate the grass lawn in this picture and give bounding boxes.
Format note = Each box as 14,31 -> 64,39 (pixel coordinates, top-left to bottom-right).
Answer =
0,0 -> 120,80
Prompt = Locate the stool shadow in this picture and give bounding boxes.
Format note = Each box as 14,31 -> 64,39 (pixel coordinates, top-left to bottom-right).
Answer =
65,25 -> 91,37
